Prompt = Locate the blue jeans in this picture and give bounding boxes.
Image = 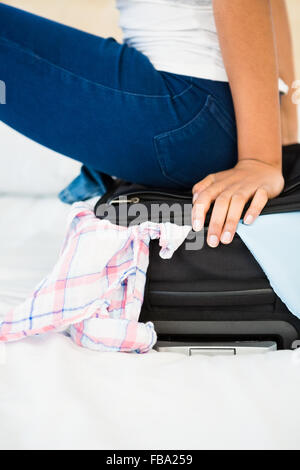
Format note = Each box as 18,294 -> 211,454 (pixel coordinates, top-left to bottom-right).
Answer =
0,4 -> 238,203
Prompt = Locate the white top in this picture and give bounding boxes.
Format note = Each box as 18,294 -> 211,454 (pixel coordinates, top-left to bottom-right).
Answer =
116,0 -> 288,92
116,0 -> 227,82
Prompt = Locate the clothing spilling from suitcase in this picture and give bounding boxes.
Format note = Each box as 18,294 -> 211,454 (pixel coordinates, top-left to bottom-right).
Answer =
1,144 -> 300,354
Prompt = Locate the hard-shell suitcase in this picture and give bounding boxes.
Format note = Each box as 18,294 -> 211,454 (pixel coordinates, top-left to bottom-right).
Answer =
95,144 -> 300,354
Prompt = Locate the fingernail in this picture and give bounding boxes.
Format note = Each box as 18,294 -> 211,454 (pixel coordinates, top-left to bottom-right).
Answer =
193,219 -> 203,232
221,231 -> 232,244
193,193 -> 198,204
208,235 -> 219,248
244,215 -> 254,225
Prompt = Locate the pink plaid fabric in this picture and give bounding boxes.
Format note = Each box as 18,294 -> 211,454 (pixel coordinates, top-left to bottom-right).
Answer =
0,202 -> 191,353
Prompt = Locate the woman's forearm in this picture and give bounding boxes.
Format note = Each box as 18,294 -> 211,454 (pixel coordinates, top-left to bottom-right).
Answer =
271,0 -> 298,145
212,0 -> 282,168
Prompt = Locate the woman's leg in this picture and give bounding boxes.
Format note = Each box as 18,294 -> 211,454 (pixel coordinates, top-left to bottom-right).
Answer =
0,4 -> 237,189
0,4 -> 185,187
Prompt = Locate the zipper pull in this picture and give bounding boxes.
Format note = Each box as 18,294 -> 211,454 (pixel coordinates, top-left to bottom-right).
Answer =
110,197 -> 140,205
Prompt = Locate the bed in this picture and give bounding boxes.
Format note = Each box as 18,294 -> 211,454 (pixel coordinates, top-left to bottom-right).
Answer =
1,122 -> 300,450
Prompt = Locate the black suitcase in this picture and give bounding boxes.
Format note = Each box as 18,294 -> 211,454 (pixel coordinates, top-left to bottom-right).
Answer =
95,144 -> 300,354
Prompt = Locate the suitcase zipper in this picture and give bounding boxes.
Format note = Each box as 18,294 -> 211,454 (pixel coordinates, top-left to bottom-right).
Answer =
108,191 -> 191,205
110,197 -> 140,205
101,181 -> 300,220
108,189 -> 300,215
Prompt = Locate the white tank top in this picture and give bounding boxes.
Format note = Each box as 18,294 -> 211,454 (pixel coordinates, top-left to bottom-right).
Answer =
116,0 -> 228,82
116,0 -> 289,93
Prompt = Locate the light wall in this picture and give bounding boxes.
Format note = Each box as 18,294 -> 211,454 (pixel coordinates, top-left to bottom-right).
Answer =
2,0 -> 300,77
2,0 -> 123,41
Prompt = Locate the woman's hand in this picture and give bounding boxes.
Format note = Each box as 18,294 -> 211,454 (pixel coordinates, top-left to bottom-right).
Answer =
192,159 -> 284,247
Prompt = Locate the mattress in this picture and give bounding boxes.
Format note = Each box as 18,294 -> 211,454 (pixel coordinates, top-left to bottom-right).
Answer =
1,195 -> 300,450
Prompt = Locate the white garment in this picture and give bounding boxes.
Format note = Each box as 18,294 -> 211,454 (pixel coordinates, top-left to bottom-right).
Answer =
117,0 -> 288,93
117,0 -> 227,82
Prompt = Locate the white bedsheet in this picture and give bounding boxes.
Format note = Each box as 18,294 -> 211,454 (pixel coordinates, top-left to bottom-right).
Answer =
1,196 -> 300,450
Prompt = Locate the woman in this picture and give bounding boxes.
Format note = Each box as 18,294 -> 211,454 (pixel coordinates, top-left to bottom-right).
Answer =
0,0 -> 298,247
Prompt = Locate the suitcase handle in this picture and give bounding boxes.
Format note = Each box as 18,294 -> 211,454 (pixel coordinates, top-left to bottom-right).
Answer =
155,341 -> 277,356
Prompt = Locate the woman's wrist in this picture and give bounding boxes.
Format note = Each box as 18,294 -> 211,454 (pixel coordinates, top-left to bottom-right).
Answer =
238,152 -> 282,171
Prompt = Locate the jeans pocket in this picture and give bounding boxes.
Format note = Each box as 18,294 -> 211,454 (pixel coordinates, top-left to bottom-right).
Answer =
154,94 -> 238,188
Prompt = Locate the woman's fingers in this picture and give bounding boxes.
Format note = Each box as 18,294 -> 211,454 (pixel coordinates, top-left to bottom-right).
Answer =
206,193 -> 231,247
207,192 -> 247,247
192,174 -> 215,203
206,187 -> 268,247
193,186 -> 269,248
243,187 -> 269,225
219,193 -> 248,245
190,159 -> 280,246
192,183 -> 223,232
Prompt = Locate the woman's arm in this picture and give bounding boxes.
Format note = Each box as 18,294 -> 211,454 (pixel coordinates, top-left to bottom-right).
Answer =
272,0 -> 298,145
192,0 -> 284,247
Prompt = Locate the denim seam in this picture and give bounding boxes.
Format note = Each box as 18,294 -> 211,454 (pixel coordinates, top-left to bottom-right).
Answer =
154,94 -> 211,140
153,137 -> 189,188
153,94 -> 237,187
153,96 -> 212,187
0,36 -> 193,100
